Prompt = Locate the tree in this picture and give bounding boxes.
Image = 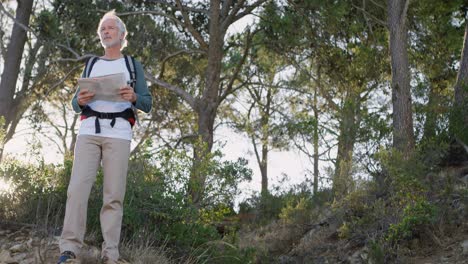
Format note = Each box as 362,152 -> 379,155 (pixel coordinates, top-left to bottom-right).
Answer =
229,46 -> 291,196
137,0 -> 267,206
409,1 -> 463,144
259,0 -> 389,197
0,2 -> 87,163
387,0 -> 415,155
451,10 -> 468,153
0,0 -> 34,161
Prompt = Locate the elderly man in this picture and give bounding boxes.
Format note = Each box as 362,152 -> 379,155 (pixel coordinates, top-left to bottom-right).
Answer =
58,11 -> 152,264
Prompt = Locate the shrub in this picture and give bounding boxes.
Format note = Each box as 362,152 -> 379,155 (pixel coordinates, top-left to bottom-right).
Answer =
0,145 -> 254,261
0,158 -> 70,228
279,197 -> 312,225
386,199 -> 437,243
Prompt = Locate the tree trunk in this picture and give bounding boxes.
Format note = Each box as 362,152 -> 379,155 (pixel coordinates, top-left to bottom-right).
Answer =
188,0 -> 224,206
260,143 -> 268,195
189,103 -> 217,205
452,17 -> 468,146
387,0 -> 415,155
0,0 -> 34,162
313,84 -> 319,195
251,123 -> 269,198
260,89 -> 272,196
422,82 -> 438,141
333,96 -> 359,198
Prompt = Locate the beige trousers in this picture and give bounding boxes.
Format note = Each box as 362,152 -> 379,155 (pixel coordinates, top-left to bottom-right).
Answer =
59,135 -> 131,261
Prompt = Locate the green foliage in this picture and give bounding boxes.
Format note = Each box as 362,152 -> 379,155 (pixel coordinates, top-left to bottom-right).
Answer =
449,85 -> 468,144
0,158 -> 70,226
334,186 -> 389,239
199,204 -> 234,224
0,144 -> 253,260
368,240 -> 385,264
337,221 -> 351,239
285,114 -> 317,137
187,240 -> 256,264
279,197 -> 312,225
376,149 -> 429,202
239,179 -> 330,226
386,199 -> 437,243
120,147 -> 252,251
34,10 -> 60,39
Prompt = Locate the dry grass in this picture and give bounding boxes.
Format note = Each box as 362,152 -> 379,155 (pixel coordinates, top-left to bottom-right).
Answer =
120,236 -> 172,264
237,220 -> 305,257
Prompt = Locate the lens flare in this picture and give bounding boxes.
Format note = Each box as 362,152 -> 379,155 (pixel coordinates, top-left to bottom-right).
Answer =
0,178 -> 13,194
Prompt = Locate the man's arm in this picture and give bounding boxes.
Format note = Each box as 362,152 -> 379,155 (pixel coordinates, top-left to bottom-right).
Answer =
133,60 -> 153,113
71,69 -> 86,113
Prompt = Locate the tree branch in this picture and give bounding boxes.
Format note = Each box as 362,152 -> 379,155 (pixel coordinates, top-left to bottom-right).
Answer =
159,49 -> 206,78
55,52 -> 96,63
219,30 -> 252,103
175,0 -> 209,50
1,2 -> 97,63
228,0 -> 268,32
144,71 -> 196,109
112,9 -> 184,28
221,0 -> 234,20
0,2 -> 38,38
44,65 -> 82,97
142,1 -> 209,14
367,0 -> 386,10
130,119 -> 156,156
351,3 -> 387,27
221,0 -> 246,33
174,133 -> 198,148
400,0 -> 410,26
0,23 -> 6,59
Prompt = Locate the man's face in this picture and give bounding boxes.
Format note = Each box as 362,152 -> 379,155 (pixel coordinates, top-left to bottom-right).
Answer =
99,19 -> 122,49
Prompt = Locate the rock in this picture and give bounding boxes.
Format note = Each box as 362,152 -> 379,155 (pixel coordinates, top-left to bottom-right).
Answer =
278,255 -> 297,264
462,239 -> 468,254
8,244 -> 25,253
13,236 -> 25,242
349,248 -> 365,264
26,238 -> 33,248
0,250 -> 17,264
1,243 -> 9,250
461,174 -> 468,184
11,252 -> 27,262
19,257 -> 35,264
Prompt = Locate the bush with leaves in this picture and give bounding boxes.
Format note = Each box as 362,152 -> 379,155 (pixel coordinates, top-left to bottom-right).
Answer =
0,158 -> 71,229
0,144 -> 255,262
84,146 -> 253,258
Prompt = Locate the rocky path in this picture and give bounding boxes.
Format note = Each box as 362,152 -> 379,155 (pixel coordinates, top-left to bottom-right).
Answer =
1,221 -> 468,264
0,224 -> 101,264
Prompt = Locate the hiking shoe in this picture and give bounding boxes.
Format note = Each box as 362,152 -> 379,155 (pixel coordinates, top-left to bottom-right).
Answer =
57,251 -> 76,263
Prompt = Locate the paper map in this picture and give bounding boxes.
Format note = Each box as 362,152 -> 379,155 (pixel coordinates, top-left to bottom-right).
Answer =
77,72 -> 127,102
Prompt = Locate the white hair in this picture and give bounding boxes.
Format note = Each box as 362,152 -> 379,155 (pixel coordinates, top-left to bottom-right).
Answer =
97,10 -> 127,50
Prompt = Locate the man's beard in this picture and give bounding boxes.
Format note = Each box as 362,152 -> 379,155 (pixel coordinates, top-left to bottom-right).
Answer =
101,38 -> 120,49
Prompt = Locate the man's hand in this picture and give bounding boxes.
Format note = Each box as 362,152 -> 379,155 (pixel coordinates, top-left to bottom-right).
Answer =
77,89 -> 95,106
119,85 -> 137,103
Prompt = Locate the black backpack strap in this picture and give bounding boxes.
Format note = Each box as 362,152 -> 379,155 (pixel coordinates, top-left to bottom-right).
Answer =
84,56 -> 99,78
124,55 -> 136,88
124,55 -> 140,126
81,106 -> 136,134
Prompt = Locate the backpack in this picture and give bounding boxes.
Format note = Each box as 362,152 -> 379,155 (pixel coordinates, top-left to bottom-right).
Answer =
82,55 -> 140,128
